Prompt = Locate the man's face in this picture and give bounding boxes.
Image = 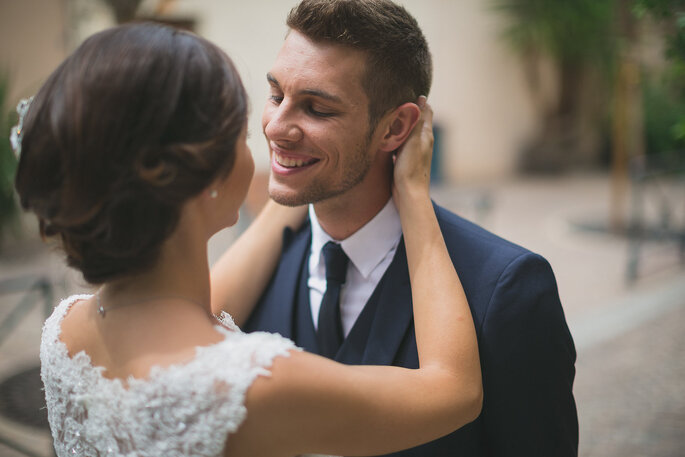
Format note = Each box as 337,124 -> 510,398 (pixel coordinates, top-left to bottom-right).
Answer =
262,31 -> 380,207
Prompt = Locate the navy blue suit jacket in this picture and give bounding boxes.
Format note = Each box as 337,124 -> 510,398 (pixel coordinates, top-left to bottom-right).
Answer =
245,204 -> 578,456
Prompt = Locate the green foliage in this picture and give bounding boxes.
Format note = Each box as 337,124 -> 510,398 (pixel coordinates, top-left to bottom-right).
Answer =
0,74 -> 20,245
634,0 -> 685,61
493,0 -> 617,66
635,0 -> 685,160
633,0 -> 685,19
672,118 -> 685,141
493,0 -> 620,170
496,0 -> 685,161
643,78 -> 685,158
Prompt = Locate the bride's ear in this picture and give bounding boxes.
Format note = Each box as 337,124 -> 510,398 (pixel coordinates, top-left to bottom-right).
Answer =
377,102 -> 421,153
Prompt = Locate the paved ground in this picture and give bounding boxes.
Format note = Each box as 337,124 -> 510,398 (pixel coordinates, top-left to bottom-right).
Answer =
574,302 -> 685,457
0,173 -> 683,456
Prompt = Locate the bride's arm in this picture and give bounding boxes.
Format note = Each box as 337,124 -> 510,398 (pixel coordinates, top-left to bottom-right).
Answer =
392,99 -> 478,383
227,100 -> 482,456
210,200 -> 306,325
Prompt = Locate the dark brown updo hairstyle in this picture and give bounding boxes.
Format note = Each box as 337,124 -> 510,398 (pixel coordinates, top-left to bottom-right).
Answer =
14,23 -> 248,284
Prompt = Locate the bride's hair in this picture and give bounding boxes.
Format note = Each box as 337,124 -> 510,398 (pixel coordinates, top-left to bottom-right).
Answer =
14,23 -> 248,284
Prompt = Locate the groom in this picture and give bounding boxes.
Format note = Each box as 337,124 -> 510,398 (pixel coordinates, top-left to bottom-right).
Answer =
245,0 -> 578,455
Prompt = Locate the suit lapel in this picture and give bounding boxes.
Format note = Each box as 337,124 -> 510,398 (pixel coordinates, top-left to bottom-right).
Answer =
359,239 -> 413,366
261,226 -> 311,338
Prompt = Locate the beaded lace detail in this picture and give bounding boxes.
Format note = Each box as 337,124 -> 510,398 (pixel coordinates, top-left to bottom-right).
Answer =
40,295 -> 297,457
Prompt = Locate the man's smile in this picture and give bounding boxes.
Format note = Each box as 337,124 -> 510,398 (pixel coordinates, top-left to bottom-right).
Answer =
273,151 -> 319,168
271,148 -> 321,175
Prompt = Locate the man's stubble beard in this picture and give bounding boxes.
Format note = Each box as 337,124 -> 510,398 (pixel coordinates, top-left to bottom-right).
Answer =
268,135 -> 375,207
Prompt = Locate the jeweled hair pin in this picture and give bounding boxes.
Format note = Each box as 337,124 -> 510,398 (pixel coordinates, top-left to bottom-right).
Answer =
9,96 -> 34,159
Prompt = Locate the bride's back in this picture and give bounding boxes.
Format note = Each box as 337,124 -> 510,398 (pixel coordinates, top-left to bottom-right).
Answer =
42,295 -> 296,457
59,296 -> 225,381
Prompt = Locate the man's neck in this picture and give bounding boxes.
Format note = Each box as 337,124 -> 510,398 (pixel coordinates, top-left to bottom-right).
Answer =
313,187 -> 391,241
311,147 -> 394,240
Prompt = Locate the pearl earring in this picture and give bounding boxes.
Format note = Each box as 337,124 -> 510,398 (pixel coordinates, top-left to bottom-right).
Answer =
209,189 -> 218,199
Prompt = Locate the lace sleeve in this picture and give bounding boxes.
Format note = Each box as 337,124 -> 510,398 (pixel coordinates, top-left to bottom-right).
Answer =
156,329 -> 300,455
217,311 -> 240,331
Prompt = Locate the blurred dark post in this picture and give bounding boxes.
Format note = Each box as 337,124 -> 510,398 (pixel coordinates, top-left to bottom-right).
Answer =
105,0 -> 197,33
102,0 -> 143,23
610,0 -> 644,232
430,124 -> 443,185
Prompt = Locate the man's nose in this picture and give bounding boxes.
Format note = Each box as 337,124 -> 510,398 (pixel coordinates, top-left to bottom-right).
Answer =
264,101 -> 303,143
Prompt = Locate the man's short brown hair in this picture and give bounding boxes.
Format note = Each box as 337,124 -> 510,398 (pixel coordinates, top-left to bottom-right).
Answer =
287,0 -> 432,129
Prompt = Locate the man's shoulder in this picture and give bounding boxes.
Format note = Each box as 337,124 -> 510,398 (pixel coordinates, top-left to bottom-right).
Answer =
433,203 -> 531,262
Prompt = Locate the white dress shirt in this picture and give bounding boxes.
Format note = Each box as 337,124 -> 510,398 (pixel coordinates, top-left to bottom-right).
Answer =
308,199 -> 403,336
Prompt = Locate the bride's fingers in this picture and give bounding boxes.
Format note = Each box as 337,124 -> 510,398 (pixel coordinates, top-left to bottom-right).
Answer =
417,94 -> 427,109
393,98 -> 434,192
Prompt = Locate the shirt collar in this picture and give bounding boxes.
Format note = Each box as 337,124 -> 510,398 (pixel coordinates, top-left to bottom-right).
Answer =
309,198 -> 402,279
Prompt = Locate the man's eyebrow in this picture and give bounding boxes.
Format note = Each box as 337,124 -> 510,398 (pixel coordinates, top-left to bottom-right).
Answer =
266,73 -> 343,104
300,88 -> 342,104
266,73 -> 280,87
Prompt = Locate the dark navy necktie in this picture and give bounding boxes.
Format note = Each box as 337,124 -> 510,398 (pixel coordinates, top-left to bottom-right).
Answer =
317,241 -> 349,358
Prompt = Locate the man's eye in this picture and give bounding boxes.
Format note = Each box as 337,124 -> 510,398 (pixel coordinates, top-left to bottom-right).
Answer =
308,106 -> 335,117
269,95 -> 283,104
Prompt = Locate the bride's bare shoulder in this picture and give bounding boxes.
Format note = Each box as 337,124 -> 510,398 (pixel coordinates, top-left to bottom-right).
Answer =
59,296 -> 99,357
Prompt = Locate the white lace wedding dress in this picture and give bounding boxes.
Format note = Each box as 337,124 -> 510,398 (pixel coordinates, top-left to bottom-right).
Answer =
40,295 -> 332,457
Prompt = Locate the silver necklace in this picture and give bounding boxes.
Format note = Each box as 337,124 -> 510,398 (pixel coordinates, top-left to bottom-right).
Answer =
95,290 -> 212,318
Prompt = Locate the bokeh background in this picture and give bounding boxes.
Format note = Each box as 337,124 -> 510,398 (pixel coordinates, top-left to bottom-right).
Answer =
0,0 -> 683,456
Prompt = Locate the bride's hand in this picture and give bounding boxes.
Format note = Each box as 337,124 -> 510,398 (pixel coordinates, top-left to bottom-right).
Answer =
392,96 -> 434,207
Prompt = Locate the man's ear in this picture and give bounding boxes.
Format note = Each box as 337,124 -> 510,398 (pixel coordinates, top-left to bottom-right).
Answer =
377,102 -> 421,152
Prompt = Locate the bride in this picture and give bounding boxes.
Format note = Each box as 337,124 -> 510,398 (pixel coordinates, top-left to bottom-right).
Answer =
14,23 -> 481,456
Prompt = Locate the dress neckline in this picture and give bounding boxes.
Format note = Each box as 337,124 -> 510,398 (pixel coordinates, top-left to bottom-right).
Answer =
48,294 -> 240,388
